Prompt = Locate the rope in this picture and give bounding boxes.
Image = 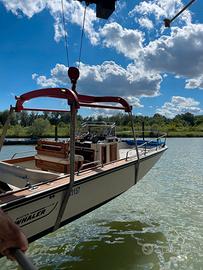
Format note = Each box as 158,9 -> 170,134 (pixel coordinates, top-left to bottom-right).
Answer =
61,0 -> 70,67
78,4 -> 88,68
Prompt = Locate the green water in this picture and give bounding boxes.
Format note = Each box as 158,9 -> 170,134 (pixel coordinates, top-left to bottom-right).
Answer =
1,138 -> 203,270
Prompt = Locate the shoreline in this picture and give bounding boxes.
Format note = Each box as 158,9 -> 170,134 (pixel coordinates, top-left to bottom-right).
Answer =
3,136 -> 203,146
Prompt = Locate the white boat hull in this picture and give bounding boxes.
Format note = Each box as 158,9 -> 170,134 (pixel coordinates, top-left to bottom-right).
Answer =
2,148 -> 166,242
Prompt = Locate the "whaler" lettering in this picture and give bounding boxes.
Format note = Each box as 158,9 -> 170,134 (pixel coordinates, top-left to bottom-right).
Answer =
15,208 -> 46,226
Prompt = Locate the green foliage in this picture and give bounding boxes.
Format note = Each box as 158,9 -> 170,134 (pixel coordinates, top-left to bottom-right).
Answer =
12,125 -> 23,137
1,110 -> 203,137
28,118 -> 51,137
0,110 -> 10,125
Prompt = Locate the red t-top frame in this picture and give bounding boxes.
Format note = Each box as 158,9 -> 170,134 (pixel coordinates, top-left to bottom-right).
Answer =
15,88 -> 132,113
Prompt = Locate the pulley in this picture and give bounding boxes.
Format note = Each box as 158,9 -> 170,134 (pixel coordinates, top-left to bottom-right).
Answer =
68,67 -> 80,92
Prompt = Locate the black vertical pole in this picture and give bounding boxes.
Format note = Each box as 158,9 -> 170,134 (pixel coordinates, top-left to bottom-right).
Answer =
55,125 -> 58,142
142,122 -> 145,141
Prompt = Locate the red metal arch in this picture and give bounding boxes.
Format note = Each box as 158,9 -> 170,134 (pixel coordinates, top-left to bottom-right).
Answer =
15,88 -> 80,112
15,88 -> 132,113
78,94 -> 132,112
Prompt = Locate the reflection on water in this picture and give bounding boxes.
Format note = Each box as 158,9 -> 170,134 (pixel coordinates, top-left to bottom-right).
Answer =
35,221 -> 170,270
0,145 -> 35,160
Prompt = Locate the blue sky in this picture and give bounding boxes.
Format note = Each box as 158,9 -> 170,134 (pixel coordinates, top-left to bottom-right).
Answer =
0,0 -> 203,118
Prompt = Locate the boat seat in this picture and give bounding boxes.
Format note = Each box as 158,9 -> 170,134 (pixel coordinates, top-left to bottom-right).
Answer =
0,161 -> 60,188
35,154 -> 84,173
36,140 -> 69,158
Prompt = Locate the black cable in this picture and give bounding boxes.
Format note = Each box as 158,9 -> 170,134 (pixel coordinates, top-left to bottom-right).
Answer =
164,0 -> 196,27
78,4 -> 88,68
61,0 -> 70,67
171,0 -> 196,23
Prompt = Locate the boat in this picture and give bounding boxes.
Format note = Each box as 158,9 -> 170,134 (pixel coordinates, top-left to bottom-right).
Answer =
0,67 -> 167,244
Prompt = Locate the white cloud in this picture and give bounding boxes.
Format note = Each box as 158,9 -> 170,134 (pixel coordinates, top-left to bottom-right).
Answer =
3,0 -> 203,100
1,0 -> 46,18
32,64 -> 69,87
53,16 -> 67,43
32,73 -> 58,88
130,1 -> 165,20
83,108 -> 123,118
98,18 -> 203,93
0,0 -> 99,44
156,96 -> 202,118
185,77 -> 203,90
138,17 -> 154,30
125,96 -> 143,108
100,22 -> 144,59
140,24 -> 203,85
130,0 -> 192,26
48,0 -> 99,44
32,61 -> 162,99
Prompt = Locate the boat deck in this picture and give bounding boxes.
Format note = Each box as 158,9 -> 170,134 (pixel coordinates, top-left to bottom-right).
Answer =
0,145 -> 165,206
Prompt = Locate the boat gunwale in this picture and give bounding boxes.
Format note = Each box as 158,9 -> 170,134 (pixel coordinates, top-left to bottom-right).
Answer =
0,146 -> 167,207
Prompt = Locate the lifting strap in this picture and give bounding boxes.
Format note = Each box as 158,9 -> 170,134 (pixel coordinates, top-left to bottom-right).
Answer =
129,111 -> 140,184
53,68 -> 79,231
53,101 -> 77,231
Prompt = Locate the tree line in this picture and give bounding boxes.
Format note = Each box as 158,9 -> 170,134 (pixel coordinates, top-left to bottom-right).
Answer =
0,110 -> 203,137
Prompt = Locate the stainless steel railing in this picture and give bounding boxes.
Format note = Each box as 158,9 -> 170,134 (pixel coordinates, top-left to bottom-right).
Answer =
125,132 -> 167,160
77,160 -> 102,175
11,150 -> 36,159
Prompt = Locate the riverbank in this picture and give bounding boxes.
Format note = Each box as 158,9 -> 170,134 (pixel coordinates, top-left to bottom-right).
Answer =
1,111 -> 203,139
3,132 -> 203,146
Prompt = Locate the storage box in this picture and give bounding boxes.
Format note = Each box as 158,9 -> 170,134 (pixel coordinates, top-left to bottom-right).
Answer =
36,140 -> 69,158
35,154 -> 83,174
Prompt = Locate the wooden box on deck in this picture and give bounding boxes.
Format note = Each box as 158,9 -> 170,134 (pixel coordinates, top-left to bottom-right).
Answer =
35,140 -> 83,173
35,140 -> 69,158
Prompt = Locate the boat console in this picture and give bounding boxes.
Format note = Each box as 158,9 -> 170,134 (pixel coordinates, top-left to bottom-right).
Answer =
34,122 -> 119,173
76,122 -> 119,164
